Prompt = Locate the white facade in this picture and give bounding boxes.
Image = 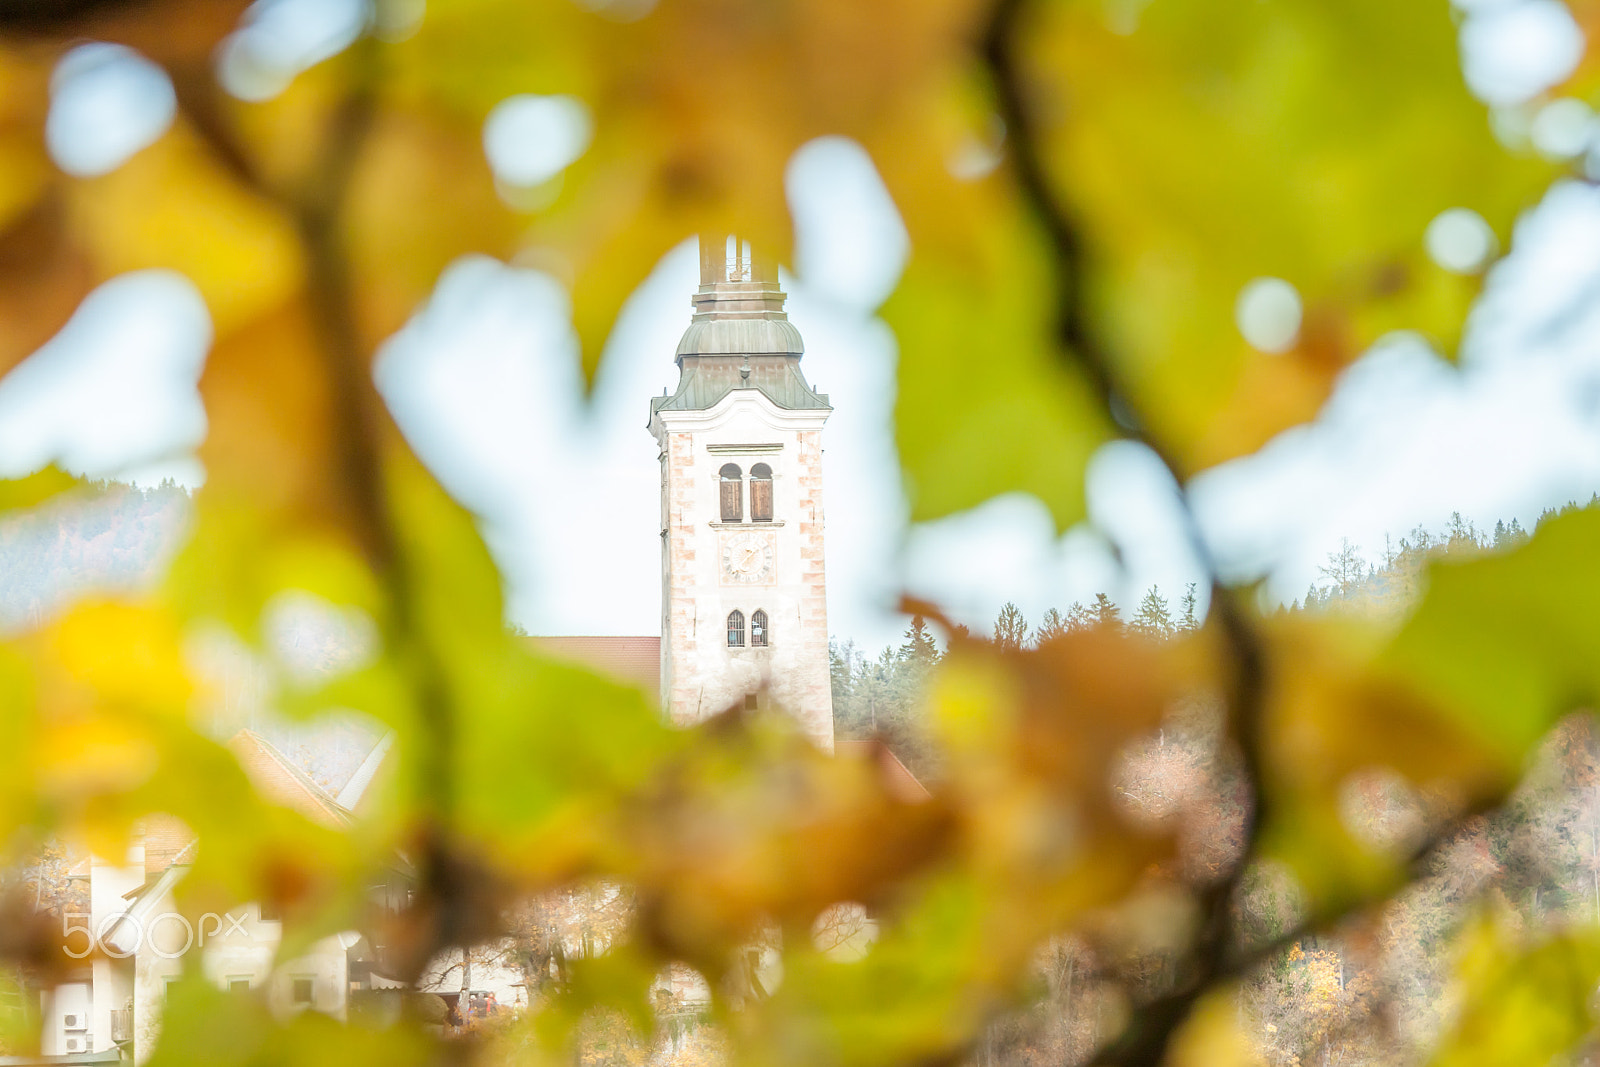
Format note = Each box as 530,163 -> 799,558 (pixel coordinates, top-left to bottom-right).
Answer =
45,731 -> 401,1064
38,981 -> 92,1057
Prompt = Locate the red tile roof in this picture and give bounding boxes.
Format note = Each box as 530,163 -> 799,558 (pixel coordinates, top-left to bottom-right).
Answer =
530,636 -> 660,699
134,734 -> 355,877
835,738 -> 931,803
142,814 -> 196,876
228,729 -> 354,829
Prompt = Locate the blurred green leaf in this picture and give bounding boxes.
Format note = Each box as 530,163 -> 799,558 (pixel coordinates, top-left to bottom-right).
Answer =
148,977 -> 435,1067
1033,0 -> 1554,469
1384,507 -> 1600,760
885,177 -> 1110,527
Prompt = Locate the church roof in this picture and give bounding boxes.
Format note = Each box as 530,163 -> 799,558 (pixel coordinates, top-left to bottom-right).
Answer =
676,316 -> 803,358
654,237 -> 829,417
336,731 -> 394,812
651,355 -> 829,415
530,636 -> 661,699
121,733 -> 357,881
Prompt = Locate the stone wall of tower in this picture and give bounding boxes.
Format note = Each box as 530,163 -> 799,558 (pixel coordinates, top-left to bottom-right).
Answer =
662,430 -> 701,723
654,392 -> 833,750
791,429 -> 832,744
653,234 -> 832,750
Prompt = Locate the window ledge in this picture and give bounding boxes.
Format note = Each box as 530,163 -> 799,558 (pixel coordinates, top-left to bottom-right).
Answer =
710,521 -> 785,529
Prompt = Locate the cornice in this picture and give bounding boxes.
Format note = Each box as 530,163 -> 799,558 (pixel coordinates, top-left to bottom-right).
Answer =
650,387 -> 830,442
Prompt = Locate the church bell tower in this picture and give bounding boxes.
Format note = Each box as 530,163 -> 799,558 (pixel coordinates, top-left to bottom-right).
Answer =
648,237 -> 834,749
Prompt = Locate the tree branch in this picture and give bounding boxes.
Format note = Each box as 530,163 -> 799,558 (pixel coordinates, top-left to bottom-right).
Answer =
980,1 -> 1270,1061
175,37 -> 464,984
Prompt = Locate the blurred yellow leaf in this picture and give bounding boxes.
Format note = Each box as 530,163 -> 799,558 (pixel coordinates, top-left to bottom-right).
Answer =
1168,989 -> 1268,1067
66,123 -> 301,335
0,466 -> 79,516
1259,613 -> 1505,909
48,600 -> 190,713
1431,915 -> 1600,1067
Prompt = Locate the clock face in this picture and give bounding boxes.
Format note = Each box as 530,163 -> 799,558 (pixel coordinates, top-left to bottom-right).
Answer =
721,530 -> 775,585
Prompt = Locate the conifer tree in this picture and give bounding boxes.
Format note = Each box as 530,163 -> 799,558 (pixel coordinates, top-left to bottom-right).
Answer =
1318,538 -> 1366,601
852,647 -> 900,732
1034,607 -> 1067,644
1131,587 -> 1173,638
896,616 -> 942,703
898,615 -> 940,668
1179,583 -> 1199,631
828,639 -> 859,729
993,602 -> 1029,652
1090,593 -> 1121,630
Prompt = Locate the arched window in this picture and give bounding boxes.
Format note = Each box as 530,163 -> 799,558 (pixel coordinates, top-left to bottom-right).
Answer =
749,463 -> 773,523
727,609 -> 745,647
719,463 -> 743,523
751,609 -> 768,647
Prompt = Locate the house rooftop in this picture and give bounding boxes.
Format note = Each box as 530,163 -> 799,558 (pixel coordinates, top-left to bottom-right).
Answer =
228,729 -> 354,830
835,738 -> 932,803
529,636 -> 660,700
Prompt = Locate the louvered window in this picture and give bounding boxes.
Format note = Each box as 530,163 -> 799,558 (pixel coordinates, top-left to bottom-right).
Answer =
750,463 -> 773,522
751,609 -> 768,647
727,609 -> 745,647
719,463 -> 743,522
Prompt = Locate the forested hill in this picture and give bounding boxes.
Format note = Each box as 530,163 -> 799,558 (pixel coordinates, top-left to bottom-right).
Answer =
0,482 -> 382,792
0,481 -> 191,634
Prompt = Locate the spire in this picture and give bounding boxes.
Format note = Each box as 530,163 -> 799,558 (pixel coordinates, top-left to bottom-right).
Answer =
691,234 -> 789,323
652,235 -> 826,418
675,235 -> 803,360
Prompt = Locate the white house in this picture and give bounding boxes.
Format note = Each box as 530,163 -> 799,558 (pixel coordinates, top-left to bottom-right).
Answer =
36,729 -> 402,1064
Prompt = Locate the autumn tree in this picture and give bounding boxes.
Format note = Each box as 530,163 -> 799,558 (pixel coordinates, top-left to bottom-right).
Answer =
1317,538 -> 1367,603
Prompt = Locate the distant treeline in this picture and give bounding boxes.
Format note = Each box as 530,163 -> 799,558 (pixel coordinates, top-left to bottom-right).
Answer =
831,500 -> 1596,777
0,480 -> 190,633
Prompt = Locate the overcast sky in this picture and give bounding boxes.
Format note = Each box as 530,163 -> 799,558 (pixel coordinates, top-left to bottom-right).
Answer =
3,0 -> 1598,652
